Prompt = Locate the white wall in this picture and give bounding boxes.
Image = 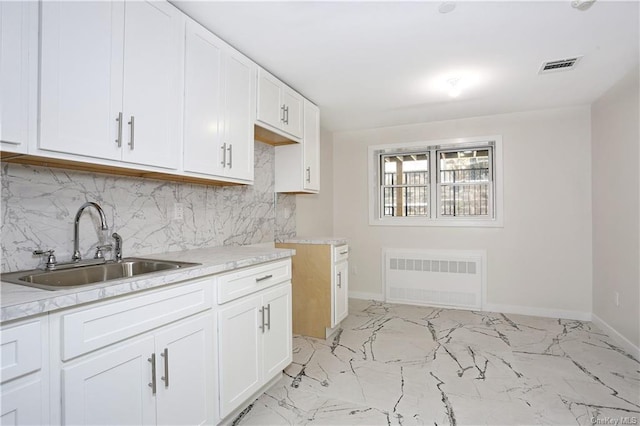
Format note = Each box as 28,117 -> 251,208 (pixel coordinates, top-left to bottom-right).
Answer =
331,106 -> 593,319
591,67 -> 640,351
296,127 -> 335,237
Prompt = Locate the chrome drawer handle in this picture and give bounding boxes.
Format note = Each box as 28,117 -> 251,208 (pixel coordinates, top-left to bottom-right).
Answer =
161,348 -> 169,388
340,250 -> 348,255
128,115 -> 135,150
148,353 -> 156,395
115,112 -> 123,147
256,274 -> 273,282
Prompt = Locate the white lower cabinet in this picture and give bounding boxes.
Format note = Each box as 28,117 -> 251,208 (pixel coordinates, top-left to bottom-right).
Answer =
0,316 -> 49,426
62,313 -> 213,426
216,260 -> 292,420
62,335 -> 156,425
51,279 -> 215,425
334,259 -> 349,325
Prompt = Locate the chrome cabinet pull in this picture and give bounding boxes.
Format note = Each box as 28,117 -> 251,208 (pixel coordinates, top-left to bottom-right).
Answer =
161,348 -> 169,388
266,303 -> 271,330
221,143 -> 227,167
337,271 -> 342,288
340,250 -> 348,255
306,166 -> 311,183
280,105 -> 286,123
116,112 -> 123,147
148,353 -> 156,395
227,144 -> 232,168
259,307 -> 265,332
284,106 -> 289,125
128,116 -> 135,150
256,274 -> 273,282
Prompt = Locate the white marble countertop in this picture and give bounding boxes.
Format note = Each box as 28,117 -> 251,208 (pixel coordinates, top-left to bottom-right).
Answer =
278,237 -> 348,246
1,245 -> 295,323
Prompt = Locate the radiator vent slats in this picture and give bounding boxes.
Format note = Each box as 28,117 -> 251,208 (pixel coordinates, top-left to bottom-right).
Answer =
384,249 -> 485,310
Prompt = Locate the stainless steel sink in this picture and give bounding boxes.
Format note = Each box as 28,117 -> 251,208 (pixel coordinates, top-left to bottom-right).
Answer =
1,258 -> 201,291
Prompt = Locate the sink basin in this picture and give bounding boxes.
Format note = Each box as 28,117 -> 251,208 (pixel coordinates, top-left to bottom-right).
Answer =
1,258 -> 201,291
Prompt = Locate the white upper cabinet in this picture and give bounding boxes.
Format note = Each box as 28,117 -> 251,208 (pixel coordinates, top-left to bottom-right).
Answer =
0,1 -> 37,154
120,1 -> 182,169
256,68 -> 304,141
183,20 -> 224,177
39,1 -> 182,170
221,51 -> 255,182
183,19 -> 254,183
275,99 -> 320,193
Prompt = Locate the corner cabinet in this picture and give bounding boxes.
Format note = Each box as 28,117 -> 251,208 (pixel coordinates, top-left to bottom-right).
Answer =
38,0 -> 183,170
256,68 -> 304,141
0,1 -> 37,154
183,19 -> 255,183
275,100 -> 320,193
275,242 -> 348,339
216,259 -> 292,420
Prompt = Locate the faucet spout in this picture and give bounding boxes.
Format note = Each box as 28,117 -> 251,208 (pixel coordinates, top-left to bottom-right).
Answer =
72,202 -> 108,262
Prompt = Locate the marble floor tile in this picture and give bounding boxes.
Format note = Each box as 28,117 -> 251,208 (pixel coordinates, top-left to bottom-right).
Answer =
234,300 -> 640,426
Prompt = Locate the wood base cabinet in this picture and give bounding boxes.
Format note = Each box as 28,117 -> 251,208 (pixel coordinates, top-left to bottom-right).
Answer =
275,242 -> 349,339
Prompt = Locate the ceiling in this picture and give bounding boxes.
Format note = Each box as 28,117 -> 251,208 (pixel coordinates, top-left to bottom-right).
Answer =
172,1 -> 640,133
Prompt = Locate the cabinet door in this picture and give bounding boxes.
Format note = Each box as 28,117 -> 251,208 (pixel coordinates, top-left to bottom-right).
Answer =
221,50 -> 255,181
39,1 -> 124,160
281,88 -> 304,139
0,2 -> 34,153
62,335 -> 156,425
121,0 -> 181,170
303,100 -> 320,192
262,283 -> 292,381
217,295 -> 262,418
155,314 -> 214,426
334,261 -> 349,326
256,69 -> 282,130
1,377 -> 44,426
183,20 -> 224,177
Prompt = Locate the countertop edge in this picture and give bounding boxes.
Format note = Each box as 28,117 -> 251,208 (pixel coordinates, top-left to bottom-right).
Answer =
1,246 -> 295,324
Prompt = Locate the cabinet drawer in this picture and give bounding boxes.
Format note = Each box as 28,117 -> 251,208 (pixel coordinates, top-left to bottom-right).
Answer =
217,259 -> 291,304
1,318 -> 43,383
333,245 -> 349,263
60,279 -> 213,360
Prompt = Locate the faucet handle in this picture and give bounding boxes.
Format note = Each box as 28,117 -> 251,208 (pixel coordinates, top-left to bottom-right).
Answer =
33,249 -> 57,271
94,244 -> 112,260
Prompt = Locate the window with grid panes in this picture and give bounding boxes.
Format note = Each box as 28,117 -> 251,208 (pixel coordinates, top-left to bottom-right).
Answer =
370,138 -> 501,227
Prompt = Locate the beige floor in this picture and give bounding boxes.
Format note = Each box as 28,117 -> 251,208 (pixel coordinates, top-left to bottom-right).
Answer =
234,299 -> 640,426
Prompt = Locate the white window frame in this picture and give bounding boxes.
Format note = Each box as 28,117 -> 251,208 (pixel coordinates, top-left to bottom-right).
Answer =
368,135 -> 504,227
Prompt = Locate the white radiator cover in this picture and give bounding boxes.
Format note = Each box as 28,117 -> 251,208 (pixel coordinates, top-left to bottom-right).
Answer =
383,249 -> 486,310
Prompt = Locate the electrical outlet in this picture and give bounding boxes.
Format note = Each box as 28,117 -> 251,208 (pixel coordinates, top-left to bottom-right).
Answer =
174,203 -> 184,221
615,291 -> 620,307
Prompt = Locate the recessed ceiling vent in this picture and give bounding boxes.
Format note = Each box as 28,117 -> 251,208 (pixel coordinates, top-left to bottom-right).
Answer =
539,56 -> 582,74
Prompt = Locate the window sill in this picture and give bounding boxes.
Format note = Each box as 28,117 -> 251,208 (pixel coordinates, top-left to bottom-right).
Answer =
369,217 -> 504,228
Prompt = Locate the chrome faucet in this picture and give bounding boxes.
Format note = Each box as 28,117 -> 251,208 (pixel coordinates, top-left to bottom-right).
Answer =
72,202 -> 109,262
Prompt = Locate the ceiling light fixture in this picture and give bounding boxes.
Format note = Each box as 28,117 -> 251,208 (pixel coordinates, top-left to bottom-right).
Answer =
571,0 -> 596,11
438,2 -> 456,14
447,77 -> 462,98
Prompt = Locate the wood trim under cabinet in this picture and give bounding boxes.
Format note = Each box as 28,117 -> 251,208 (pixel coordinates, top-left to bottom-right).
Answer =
0,153 -> 244,186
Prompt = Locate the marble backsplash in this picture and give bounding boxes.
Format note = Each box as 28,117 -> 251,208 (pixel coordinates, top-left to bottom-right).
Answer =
1,141 -> 296,273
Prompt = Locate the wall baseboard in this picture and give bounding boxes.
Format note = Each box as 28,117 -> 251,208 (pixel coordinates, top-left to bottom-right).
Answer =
349,291 -> 384,301
591,313 -> 640,361
483,303 -> 592,322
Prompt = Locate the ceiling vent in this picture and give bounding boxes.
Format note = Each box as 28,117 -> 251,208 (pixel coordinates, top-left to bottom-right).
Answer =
539,56 -> 582,74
